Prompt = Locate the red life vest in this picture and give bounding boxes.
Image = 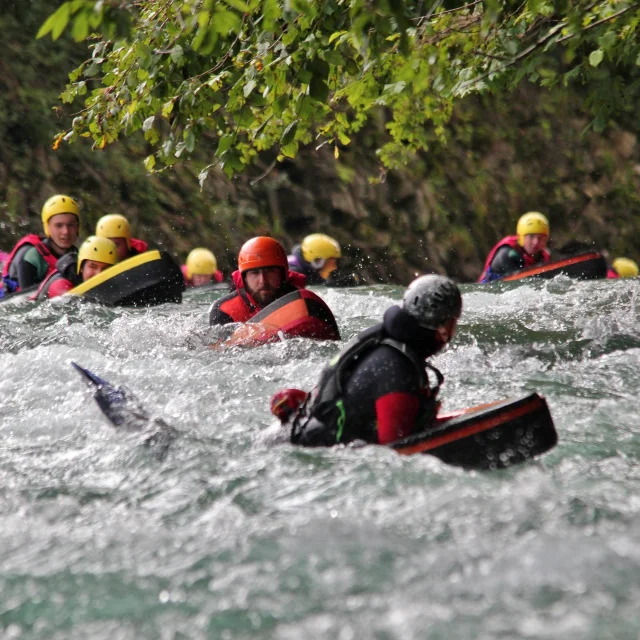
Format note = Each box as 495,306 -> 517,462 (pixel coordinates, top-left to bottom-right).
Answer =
478,235 -> 551,283
130,238 -> 148,254
2,234 -> 58,282
219,270 -> 307,322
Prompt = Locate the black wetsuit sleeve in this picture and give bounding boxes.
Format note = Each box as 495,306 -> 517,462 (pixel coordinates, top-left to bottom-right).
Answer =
209,298 -> 234,326
489,245 -> 525,277
17,259 -> 40,289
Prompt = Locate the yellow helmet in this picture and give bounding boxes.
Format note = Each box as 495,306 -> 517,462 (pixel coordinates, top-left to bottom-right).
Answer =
517,212 -> 549,246
77,236 -> 118,273
41,194 -> 80,237
612,257 -> 639,278
96,214 -> 131,248
186,248 -> 217,278
301,234 -> 341,266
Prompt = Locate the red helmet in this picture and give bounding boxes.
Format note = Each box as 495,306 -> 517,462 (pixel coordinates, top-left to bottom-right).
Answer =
238,236 -> 287,273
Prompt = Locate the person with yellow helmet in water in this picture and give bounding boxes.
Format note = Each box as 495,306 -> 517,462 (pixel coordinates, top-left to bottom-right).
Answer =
95,214 -> 148,261
31,236 -> 119,300
607,257 -> 639,279
182,248 -> 224,287
478,212 -> 551,283
288,233 -> 360,286
1,194 -> 81,293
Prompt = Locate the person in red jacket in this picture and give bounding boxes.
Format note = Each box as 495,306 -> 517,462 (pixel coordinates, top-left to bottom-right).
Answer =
209,236 -> 306,325
2,194 -> 80,292
95,214 -> 148,261
33,236 -> 118,300
478,212 -> 551,283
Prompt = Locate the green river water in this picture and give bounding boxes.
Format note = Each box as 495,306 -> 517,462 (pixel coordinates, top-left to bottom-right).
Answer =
0,277 -> 639,639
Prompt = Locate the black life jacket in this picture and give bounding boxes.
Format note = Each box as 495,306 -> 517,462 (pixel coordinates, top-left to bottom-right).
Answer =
31,253 -> 81,301
290,322 -> 443,447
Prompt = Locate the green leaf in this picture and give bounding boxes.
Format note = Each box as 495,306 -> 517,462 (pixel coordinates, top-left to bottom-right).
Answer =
243,79 -> 257,98
282,27 -> 299,47
185,129 -> 196,152
597,31 -> 616,51
144,155 -> 156,171
171,45 -> 184,65
223,0 -> 250,12
337,131 -> 351,145
263,0 -> 281,30
216,134 -> 234,156
309,76 -> 329,102
280,141 -> 298,158
297,69 -> 313,84
310,59 -> 329,79
83,62 -> 101,77
589,49 -> 604,67
235,105 -> 255,127
273,94 -> 290,117
328,31 -> 347,44
71,12 -> 89,42
323,50 -> 344,66
162,100 -> 175,118
142,116 -> 155,132
281,120 -> 298,145
212,9 -> 241,34
345,59 -> 359,76
37,3 -> 70,39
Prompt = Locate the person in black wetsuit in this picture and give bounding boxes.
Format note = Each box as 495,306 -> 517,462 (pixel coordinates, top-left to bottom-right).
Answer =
270,274 -> 462,446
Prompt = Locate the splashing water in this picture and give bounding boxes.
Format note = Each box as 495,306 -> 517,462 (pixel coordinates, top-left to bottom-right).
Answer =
1,277 -> 639,639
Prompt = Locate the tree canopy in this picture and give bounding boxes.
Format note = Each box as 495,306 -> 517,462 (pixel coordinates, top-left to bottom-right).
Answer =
40,0 -> 640,183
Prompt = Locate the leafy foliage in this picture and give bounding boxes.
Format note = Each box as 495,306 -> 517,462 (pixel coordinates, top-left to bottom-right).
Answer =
41,0 -> 640,180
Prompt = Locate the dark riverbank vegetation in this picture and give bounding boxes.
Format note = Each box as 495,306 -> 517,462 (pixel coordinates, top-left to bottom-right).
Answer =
3,0 -> 640,282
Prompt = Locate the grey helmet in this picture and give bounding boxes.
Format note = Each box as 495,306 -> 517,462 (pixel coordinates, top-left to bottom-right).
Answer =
402,274 -> 462,329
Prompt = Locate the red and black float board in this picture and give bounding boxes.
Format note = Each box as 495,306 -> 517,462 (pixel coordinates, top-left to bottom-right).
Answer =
501,252 -> 607,282
391,393 -> 557,469
227,290 -> 340,346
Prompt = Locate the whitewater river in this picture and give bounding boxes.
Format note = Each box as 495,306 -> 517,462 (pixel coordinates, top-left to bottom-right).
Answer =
1,277 -> 639,639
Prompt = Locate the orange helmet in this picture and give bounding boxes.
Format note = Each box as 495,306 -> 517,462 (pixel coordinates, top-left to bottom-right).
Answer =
238,236 -> 287,273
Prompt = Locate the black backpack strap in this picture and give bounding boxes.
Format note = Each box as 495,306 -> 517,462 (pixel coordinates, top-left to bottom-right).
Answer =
425,362 -> 444,395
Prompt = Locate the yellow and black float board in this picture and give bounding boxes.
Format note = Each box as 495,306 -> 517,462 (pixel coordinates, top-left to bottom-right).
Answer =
67,250 -> 185,307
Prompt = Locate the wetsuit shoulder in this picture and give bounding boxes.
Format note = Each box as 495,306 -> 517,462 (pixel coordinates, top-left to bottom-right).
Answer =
348,345 -> 421,396
18,246 -> 49,288
489,245 -> 524,276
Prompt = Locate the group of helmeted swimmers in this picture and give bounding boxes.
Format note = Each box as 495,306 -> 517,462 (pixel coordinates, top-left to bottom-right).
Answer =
0,194 -> 357,301
0,195 -> 149,300
1,197 -> 636,451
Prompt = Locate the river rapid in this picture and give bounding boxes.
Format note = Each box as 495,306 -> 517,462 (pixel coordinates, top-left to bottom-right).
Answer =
1,277 -> 639,639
